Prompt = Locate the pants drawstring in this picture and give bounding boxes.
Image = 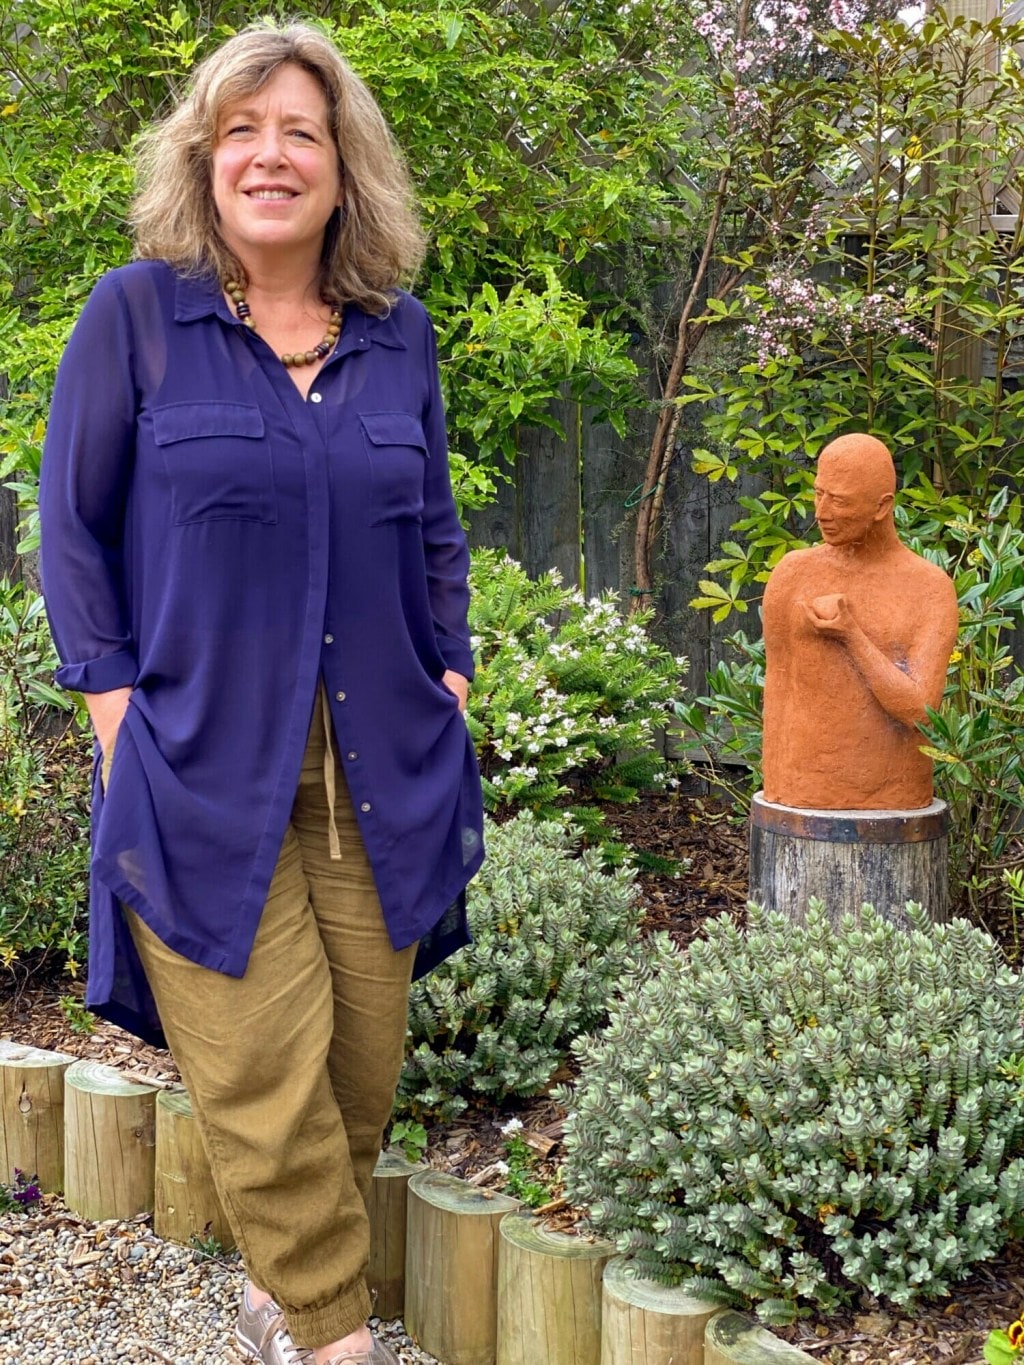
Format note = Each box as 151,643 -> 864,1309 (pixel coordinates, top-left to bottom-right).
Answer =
321,685 -> 342,862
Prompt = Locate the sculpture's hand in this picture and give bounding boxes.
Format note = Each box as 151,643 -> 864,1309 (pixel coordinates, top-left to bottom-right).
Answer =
801,593 -> 853,638
798,585 -> 953,730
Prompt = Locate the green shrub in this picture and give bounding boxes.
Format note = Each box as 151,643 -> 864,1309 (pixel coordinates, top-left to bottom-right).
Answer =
467,550 -> 688,812
563,903 -> 1024,1325
0,580 -> 90,978
397,810 -> 641,1121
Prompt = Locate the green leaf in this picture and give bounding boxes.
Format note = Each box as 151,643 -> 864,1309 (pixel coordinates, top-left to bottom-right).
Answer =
983,1331 -> 1017,1365
442,13 -> 463,49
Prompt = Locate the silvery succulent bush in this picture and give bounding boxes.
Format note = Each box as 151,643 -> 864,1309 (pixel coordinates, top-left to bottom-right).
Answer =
397,811 -> 640,1121
563,903 -> 1024,1324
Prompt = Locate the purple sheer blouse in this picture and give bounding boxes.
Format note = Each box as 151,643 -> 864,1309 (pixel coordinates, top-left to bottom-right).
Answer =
39,261 -> 484,1046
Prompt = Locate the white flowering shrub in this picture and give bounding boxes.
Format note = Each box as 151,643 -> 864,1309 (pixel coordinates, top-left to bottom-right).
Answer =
563,903 -> 1024,1325
397,811 -> 641,1121
467,550 -> 687,811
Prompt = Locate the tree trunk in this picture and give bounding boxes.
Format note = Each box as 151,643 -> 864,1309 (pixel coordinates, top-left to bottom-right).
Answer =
749,794 -> 949,925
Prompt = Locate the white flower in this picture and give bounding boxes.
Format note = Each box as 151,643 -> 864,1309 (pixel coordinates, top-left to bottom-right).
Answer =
500,1117 -> 524,1136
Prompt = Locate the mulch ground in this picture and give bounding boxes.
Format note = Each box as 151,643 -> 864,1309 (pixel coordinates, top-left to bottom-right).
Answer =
2,788 -> 1021,1362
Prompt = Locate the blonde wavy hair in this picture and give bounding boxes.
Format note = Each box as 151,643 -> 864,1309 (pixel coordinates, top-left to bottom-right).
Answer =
131,22 -> 426,314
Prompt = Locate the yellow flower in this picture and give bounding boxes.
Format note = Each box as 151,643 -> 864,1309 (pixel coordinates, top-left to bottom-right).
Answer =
1008,1319 -> 1024,1348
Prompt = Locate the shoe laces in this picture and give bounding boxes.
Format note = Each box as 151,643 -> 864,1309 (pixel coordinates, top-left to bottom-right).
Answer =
264,1311 -> 315,1364
228,1309 -> 312,1364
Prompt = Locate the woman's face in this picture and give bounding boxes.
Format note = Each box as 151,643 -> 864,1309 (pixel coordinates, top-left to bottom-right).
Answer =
211,62 -> 343,269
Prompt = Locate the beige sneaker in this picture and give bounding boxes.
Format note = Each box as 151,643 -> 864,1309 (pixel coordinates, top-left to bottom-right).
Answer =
234,1289 -> 313,1364
322,1343 -> 399,1365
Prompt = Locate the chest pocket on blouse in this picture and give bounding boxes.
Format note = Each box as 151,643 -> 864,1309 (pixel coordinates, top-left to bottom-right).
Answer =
153,401 -> 277,526
360,412 -> 428,525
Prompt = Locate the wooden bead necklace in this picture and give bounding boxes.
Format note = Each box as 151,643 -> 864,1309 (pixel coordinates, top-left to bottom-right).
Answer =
224,279 -> 342,369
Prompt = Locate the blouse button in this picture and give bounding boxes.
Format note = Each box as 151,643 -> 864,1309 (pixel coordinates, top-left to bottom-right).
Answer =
360,801 -> 372,813
335,690 -> 346,702
310,392 -> 323,404
324,633 -> 334,644
347,750 -> 358,761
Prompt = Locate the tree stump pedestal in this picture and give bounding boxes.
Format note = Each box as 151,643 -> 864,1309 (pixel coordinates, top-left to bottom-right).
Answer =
749,793 -> 949,925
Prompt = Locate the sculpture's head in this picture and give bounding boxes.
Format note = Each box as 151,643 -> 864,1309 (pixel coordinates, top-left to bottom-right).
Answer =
814,433 -> 896,548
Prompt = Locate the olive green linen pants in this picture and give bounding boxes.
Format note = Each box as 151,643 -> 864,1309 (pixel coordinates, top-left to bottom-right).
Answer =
120,688 -> 417,1349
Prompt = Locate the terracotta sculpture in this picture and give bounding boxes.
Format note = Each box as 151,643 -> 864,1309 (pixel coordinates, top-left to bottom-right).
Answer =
761,433 -> 958,810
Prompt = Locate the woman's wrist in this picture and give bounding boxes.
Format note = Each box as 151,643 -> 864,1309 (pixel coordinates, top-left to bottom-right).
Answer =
84,686 -> 133,754
441,670 -> 469,712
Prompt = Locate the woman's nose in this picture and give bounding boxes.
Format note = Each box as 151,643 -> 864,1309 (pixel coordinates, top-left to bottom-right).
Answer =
253,128 -> 285,164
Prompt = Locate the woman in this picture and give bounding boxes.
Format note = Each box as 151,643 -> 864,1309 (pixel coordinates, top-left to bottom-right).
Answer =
39,22 -> 483,1365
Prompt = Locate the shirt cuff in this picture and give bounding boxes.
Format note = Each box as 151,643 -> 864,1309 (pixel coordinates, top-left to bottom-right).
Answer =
55,649 -> 138,693
437,640 -> 475,683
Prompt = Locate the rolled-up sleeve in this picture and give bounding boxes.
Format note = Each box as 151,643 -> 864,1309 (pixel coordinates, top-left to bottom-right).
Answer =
40,274 -> 139,693
420,311 -> 475,682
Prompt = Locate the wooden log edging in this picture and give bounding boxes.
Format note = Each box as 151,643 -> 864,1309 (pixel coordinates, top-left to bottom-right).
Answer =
154,1087 -> 233,1250
367,1147 -> 424,1319
601,1256 -> 718,1365
0,1069 -> 829,1364
705,1310 -> 818,1364
405,1169 -> 520,1365
0,1040 -> 75,1193
64,1059 -> 158,1222
497,1211 -> 613,1365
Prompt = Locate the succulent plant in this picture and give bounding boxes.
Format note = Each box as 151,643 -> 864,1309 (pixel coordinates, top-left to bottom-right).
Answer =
397,811 -> 640,1121
563,902 -> 1024,1324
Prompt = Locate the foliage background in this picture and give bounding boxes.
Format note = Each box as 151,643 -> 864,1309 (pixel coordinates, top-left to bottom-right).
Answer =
2,2 -> 1023,972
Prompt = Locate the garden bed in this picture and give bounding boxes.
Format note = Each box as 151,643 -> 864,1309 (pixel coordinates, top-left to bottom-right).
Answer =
2,789 -> 1023,1363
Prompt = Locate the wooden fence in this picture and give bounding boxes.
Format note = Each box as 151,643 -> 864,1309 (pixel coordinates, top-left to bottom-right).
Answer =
465,389 -> 765,686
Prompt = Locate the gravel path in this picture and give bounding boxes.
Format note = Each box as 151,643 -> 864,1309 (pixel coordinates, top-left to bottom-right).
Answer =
0,1196 -> 441,1364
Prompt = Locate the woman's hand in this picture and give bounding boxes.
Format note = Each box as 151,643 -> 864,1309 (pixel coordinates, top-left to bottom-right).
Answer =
85,687 -> 133,755
441,670 -> 469,713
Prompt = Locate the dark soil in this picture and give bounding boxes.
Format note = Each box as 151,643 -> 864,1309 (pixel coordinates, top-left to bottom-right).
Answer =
2,788 -> 1021,1362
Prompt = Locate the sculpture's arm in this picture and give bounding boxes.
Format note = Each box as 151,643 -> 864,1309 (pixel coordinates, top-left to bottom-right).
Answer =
802,588 -> 957,729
